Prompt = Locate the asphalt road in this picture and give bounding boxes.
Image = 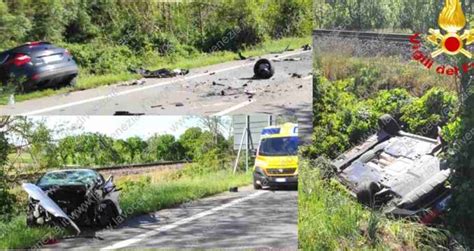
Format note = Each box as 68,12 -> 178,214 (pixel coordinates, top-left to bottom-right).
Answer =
0,49 -> 312,117
43,186 -> 298,250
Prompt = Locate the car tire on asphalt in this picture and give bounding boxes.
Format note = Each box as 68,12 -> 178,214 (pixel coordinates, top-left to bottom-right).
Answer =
378,114 -> 400,135
254,59 -> 275,79
356,181 -> 380,208
68,75 -> 78,88
253,177 -> 262,190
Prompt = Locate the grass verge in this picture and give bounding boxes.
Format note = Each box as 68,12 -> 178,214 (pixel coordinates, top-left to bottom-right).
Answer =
298,158 -> 452,250
0,36 -> 310,105
0,171 -> 251,249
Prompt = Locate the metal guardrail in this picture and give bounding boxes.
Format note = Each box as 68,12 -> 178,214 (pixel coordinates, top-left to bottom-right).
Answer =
313,29 -> 412,43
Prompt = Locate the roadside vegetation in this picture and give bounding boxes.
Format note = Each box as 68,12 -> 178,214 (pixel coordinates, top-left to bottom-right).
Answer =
313,0 -> 472,32
299,159 -> 453,250
0,1 -> 313,104
304,47 -> 472,248
305,0 -> 474,246
0,116 -> 253,249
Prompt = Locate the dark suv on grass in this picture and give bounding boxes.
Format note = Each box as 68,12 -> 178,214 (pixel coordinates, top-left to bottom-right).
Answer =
0,42 -> 78,92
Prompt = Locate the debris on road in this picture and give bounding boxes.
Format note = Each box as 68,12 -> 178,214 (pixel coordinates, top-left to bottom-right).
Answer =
284,57 -> 302,62
238,52 -> 247,60
119,79 -> 146,87
212,81 -> 225,86
291,73 -> 303,78
302,44 -> 312,51
229,187 -> 239,192
245,89 -> 256,99
114,111 -> 145,116
132,68 -> 189,78
150,104 -> 163,109
253,59 -> 275,79
175,102 -> 184,107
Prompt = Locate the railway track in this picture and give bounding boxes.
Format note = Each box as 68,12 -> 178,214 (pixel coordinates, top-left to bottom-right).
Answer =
313,29 -> 412,43
11,161 -> 189,182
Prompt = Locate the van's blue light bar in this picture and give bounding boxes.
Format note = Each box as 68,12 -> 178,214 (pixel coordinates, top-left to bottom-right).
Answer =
261,128 -> 280,135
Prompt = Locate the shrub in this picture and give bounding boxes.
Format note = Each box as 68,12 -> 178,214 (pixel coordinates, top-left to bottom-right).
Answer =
0,132 -> 15,220
401,88 -> 458,138
62,42 -> 141,75
369,88 -> 413,120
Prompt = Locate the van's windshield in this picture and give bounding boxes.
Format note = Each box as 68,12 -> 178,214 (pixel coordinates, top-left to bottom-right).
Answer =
259,137 -> 298,156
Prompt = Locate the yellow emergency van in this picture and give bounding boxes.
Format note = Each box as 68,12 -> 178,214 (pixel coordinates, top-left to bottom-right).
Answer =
253,123 -> 298,189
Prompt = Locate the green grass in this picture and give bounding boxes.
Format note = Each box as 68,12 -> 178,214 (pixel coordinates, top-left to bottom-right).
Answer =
298,159 -> 452,250
317,52 -> 456,97
119,171 -> 252,215
0,216 -> 58,249
0,36 -> 310,105
0,171 -> 251,249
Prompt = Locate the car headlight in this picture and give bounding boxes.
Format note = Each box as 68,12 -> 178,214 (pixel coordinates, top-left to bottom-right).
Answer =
254,167 -> 266,175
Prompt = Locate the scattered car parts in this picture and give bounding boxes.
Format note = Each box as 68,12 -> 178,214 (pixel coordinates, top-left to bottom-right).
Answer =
332,114 -> 452,223
114,111 -> 145,116
302,44 -> 312,51
23,169 -> 122,234
133,68 -> 189,78
253,59 -> 275,79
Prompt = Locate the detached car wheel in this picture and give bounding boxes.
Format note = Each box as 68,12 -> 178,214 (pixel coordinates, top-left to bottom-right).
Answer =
254,59 -> 275,79
378,114 -> 400,135
356,182 -> 380,208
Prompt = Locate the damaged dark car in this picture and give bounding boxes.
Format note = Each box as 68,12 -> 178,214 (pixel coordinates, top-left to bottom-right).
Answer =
332,114 -> 452,224
23,169 -> 122,234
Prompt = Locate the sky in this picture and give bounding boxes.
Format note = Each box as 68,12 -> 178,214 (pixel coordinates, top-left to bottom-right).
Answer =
30,116 -> 232,140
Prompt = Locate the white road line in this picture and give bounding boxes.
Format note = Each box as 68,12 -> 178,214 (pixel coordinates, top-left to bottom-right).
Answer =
100,190 -> 268,250
212,99 -> 257,116
213,74 -> 312,116
19,50 -> 310,116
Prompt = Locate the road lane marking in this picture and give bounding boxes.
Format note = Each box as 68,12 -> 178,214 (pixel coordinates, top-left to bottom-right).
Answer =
100,190 -> 268,250
212,99 -> 257,116
212,74 -> 312,116
19,50 -> 311,116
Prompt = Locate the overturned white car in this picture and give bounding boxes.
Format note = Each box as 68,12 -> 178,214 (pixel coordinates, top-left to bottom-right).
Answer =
333,115 -> 452,224
23,169 -> 122,234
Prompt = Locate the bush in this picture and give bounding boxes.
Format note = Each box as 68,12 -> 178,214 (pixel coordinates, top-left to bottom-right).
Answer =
306,76 -> 458,160
0,132 -> 15,220
401,88 -> 458,138
369,89 -> 413,120
61,42 -> 141,75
